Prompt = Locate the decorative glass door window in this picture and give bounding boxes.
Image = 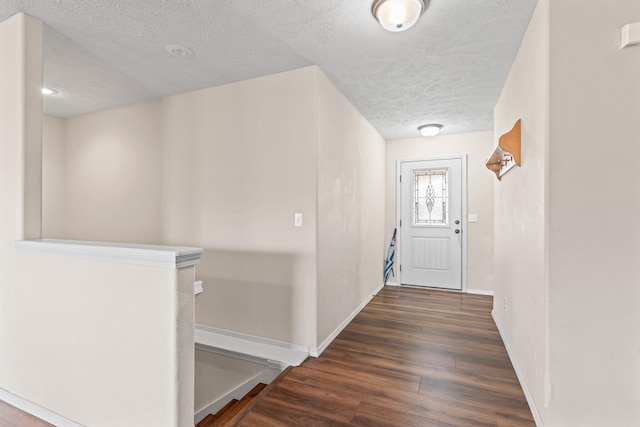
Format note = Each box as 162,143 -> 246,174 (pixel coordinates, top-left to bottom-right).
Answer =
412,168 -> 449,225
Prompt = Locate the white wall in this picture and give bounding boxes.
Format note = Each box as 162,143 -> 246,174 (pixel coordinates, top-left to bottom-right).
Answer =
385,131 -> 495,292
545,0 -> 640,425
316,69 -> 386,347
47,65 -> 385,354
7,254 -> 196,427
492,0 -> 549,422
164,68 -> 319,349
0,14 -> 42,241
63,100 -> 163,244
1,14 -> 195,427
58,68 -> 319,348
42,114 -> 65,238
494,0 -> 640,425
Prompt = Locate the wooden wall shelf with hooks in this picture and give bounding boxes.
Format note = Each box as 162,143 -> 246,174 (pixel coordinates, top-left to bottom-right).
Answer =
486,119 -> 521,180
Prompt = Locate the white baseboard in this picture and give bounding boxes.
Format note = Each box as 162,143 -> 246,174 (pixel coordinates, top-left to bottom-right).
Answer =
195,325 -> 309,368
311,282 -> 385,357
492,311 -> 543,427
385,281 -> 400,286
467,288 -> 494,296
0,388 -> 83,427
193,366 -> 280,425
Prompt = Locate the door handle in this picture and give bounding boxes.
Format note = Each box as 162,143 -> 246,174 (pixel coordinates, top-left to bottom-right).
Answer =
455,220 -> 460,224
455,229 -> 460,234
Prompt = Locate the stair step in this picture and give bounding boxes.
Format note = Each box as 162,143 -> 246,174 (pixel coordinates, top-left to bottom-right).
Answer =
195,413 -> 216,427
196,368 -> 294,427
211,383 -> 267,426
196,399 -> 238,427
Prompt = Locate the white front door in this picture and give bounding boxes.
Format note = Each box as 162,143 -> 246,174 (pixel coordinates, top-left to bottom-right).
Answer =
399,158 -> 463,290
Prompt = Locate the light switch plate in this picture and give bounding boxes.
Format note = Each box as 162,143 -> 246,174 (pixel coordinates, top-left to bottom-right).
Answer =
294,213 -> 303,227
468,214 -> 479,223
622,22 -> 640,48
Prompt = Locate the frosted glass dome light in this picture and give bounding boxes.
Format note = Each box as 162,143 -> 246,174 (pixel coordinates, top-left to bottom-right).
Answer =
372,0 -> 427,32
418,124 -> 443,137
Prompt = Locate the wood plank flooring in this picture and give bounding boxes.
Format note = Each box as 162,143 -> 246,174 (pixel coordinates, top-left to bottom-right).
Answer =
236,286 -> 535,427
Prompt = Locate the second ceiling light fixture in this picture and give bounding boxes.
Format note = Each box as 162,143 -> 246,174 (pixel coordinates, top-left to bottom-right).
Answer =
372,0 -> 428,32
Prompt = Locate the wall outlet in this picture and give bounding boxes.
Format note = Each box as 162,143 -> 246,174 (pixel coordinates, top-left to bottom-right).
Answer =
294,213 -> 303,227
503,296 -> 508,310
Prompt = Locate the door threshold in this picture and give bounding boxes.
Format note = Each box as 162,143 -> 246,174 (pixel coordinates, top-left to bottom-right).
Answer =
399,284 -> 463,293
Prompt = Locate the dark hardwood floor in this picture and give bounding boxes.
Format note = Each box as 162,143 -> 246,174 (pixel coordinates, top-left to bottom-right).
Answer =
237,286 -> 535,427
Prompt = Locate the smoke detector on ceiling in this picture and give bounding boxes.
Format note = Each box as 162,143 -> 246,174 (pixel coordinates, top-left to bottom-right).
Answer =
165,44 -> 194,58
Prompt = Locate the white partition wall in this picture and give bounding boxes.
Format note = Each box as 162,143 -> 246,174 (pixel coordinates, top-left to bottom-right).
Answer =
0,13 -> 202,427
493,1 -> 640,425
53,65 -> 385,356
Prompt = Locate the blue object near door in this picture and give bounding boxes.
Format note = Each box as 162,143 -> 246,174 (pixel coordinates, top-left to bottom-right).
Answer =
384,228 -> 397,283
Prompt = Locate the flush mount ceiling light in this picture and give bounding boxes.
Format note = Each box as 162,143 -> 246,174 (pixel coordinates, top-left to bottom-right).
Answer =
165,44 -> 194,58
372,0 -> 427,32
418,124 -> 442,137
41,87 -> 59,95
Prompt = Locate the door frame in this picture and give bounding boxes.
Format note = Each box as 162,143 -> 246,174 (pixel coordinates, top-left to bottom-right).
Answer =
395,155 -> 468,292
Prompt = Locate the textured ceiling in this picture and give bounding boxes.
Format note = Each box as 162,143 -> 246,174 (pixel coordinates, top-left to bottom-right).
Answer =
0,0 -> 537,140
